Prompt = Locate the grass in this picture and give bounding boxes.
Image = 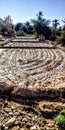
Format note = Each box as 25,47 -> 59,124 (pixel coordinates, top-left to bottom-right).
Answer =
54,109 -> 65,129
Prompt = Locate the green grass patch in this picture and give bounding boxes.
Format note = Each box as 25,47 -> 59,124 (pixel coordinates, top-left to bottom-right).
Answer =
54,109 -> 65,129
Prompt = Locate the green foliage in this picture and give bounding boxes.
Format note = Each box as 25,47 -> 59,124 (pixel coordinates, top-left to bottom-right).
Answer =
31,11 -> 51,40
0,15 -> 14,37
16,30 -> 25,36
52,19 -> 60,30
34,21 -> 51,39
33,20 -> 45,35
61,31 -> 65,46
52,19 -> 60,39
44,26 -> 52,39
20,22 -> 34,34
0,12 -> 65,40
38,35 -> 45,41
54,110 -> 65,128
37,11 -> 43,21
56,30 -> 61,37
15,23 -> 22,32
36,11 -> 50,25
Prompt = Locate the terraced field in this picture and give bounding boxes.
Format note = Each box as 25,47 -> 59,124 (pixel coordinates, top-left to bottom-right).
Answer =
0,37 -> 65,100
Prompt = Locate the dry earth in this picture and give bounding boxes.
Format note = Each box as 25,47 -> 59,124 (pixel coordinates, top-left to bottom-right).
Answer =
0,37 -> 65,130
0,97 -> 64,130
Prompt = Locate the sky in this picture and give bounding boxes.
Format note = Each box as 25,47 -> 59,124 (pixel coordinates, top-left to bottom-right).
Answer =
0,0 -> 65,26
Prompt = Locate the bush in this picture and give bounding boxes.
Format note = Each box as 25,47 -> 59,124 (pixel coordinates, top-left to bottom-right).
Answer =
56,30 -> 61,37
54,109 -> 65,128
0,35 -> 4,40
39,35 -> 45,41
16,30 -> 25,36
49,35 -> 56,41
61,31 -> 65,46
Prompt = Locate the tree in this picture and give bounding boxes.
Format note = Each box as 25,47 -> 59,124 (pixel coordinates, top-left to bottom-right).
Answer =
4,15 -> 12,25
31,11 -> 51,40
61,31 -> 65,46
24,21 -> 33,34
52,19 -> 60,30
0,18 -> 4,35
4,15 -> 14,36
37,11 -> 43,21
20,21 -> 33,34
0,15 -> 14,36
15,23 -> 23,32
52,19 -> 60,38
36,11 -> 50,25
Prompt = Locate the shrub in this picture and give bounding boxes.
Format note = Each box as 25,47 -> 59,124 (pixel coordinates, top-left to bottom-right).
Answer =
61,31 -> 65,46
15,23 -> 22,32
16,30 -> 25,36
54,109 -> 65,128
0,35 -> 4,40
56,30 -> 61,37
49,35 -> 56,41
39,35 -> 45,41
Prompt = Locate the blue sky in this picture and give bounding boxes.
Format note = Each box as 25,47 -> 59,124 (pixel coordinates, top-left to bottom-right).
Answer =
0,0 -> 65,25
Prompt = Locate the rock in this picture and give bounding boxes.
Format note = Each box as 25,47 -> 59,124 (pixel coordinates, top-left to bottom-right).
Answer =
8,112 -> 13,117
1,110 -> 5,114
11,106 -> 15,111
14,120 -> 19,125
14,120 -> 21,126
2,104 -> 4,108
4,126 -> 9,130
32,115 -> 37,122
26,122 -> 33,128
37,128 -> 41,130
13,109 -> 16,113
4,100 -> 8,106
48,123 -> 52,127
12,126 -> 17,130
1,125 -> 5,129
20,128 -> 25,130
16,125 -> 20,130
4,117 -> 16,126
30,125 -> 38,130
4,108 -> 11,113
12,125 -> 20,130
22,117 -> 28,122
14,112 -> 20,116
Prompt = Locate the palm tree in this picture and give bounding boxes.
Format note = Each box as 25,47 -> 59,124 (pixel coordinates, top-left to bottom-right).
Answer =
52,19 -> 59,30
36,11 -> 50,25
31,11 -> 51,40
36,11 -> 43,21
